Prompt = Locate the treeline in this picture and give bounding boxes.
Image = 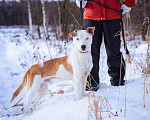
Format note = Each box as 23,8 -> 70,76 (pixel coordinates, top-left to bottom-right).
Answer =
0,0 -> 80,28
130,0 -> 150,39
0,0 -> 150,40
0,0 -> 81,40
0,0 -> 28,25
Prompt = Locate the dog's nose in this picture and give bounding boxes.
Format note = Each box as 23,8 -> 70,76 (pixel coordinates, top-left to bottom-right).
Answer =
81,45 -> 86,51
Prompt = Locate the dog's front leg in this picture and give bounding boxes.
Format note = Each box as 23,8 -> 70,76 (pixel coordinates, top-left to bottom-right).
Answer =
82,73 -> 89,97
73,76 -> 83,101
73,69 -> 84,101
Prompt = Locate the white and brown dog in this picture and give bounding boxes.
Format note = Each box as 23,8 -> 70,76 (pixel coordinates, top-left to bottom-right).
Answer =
9,27 -> 95,114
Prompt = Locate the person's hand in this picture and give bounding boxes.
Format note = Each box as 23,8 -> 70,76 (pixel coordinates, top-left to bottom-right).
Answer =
121,4 -> 131,14
76,0 -> 87,8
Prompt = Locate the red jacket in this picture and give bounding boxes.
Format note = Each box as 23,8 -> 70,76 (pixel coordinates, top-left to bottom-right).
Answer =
84,0 -> 135,21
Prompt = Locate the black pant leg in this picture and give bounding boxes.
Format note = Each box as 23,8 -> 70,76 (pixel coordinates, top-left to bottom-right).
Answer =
103,19 -> 125,85
83,20 -> 102,90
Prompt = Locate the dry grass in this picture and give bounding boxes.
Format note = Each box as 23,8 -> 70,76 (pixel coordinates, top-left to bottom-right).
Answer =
47,88 -> 64,98
143,17 -> 150,107
0,98 -> 23,117
134,17 -> 150,107
86,71 -> 99,91
123,14 -> 150,108
0,87 -> 65,118
88,93 -> 118,120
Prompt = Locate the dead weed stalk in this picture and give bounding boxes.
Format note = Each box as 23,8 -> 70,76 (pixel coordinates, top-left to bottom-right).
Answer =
88,93 -> 118,120
135,17 -> 150,107
0,98 -> 23,117
1,88 -> 65,118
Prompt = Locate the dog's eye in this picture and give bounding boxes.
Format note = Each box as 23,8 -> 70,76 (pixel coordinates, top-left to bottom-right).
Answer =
76,38 -> 79,40
86,37 -> 89,40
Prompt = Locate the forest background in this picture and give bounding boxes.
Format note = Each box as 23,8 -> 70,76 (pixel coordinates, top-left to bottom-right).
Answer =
0,0 -> 150,41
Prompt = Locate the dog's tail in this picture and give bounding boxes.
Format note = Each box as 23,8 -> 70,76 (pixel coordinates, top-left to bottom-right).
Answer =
9,69 -> 29,104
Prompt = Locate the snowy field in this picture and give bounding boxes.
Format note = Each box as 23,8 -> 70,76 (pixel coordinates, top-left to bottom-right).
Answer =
0,26 -> 150,120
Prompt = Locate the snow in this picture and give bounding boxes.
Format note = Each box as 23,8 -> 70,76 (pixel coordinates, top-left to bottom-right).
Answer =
0,26 -> 150,120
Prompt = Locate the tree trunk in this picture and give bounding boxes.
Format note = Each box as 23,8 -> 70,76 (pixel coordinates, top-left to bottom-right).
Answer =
41,0 -> 49,40
27,0 -> 34,39
57,0 -> 62,38
38,24 -> 41,39
142,0 -> 148,41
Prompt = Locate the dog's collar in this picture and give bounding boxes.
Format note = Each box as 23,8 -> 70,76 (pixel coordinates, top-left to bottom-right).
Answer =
78,50 -> 89,53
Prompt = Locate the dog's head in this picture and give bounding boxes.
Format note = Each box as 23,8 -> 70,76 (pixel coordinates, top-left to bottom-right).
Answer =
69,27 -> 95,53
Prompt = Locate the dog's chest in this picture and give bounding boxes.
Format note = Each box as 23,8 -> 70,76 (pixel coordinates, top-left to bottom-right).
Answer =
70,53 -> 92,72
79,54 -> 92,70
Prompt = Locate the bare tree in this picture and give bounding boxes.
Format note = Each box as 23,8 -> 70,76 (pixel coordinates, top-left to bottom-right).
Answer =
142,0 -> 149,41
57,0 -> 62,38
28,0 -> 34,39
41,0 -> 49,40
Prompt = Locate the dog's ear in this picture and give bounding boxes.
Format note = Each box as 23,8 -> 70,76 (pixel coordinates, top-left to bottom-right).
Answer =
86,27 -> 95,35
69,29 -> 77,38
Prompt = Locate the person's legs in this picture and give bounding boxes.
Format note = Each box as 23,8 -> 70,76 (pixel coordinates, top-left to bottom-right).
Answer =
83,20 -> 102,90
103,19 -> 125,86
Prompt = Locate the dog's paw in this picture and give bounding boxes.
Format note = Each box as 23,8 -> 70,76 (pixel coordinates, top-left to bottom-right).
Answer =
31,104 -> 37,111
76,95 -> 84,101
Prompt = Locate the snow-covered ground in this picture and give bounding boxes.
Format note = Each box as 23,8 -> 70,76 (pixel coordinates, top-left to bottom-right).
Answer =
0,26 -> 150,120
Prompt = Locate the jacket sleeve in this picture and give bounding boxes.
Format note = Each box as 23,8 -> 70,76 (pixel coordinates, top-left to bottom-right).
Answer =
123,0 -> 135,7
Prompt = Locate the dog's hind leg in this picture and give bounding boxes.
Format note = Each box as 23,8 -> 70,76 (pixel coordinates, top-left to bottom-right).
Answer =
22,75 -> 42,114
32,83 -> 48,111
